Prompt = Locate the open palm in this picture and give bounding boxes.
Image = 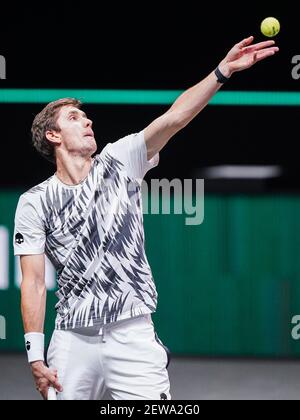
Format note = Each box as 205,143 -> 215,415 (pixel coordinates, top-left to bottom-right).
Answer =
221,36 -> 279,74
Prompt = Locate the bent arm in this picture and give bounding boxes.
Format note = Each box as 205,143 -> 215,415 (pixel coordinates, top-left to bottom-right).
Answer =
20,254 -> 46,333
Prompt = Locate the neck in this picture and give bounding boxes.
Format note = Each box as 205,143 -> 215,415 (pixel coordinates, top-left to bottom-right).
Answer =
55,154 -> 94,186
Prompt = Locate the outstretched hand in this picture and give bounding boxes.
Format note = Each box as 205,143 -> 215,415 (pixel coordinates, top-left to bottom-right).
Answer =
219,36 -> 279,77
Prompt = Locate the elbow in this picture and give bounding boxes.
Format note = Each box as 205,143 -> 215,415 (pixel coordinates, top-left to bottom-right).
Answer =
174,117 -> 188,130
21,277 -> 46,297
167,109 -> 191,131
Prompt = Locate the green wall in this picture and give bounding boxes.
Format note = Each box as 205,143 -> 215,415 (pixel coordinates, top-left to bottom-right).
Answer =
1,191 -> 300,356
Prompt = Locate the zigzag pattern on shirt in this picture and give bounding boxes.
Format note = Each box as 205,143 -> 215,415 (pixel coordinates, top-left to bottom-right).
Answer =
23,142 -> 158,330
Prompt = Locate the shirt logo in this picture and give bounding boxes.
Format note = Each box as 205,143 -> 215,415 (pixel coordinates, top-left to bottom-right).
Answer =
15,233 -> 24,245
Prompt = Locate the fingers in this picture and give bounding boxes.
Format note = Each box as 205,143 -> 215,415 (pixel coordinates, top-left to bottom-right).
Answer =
243,40 -> 276,53
256,46 -> 279,56
237,36 -> 254,48
36,378 -> 51,400
36,379 -> 62,399
45,369 -> 63,392
52,379 -> 63,392
255,48 -> 279,62
35,366 -> 63,399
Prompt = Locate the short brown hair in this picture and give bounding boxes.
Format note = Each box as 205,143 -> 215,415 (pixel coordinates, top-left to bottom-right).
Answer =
31,98 -> 82,163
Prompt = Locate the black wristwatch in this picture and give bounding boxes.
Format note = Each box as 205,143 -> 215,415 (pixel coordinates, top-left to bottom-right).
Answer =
215,66 -> 230,84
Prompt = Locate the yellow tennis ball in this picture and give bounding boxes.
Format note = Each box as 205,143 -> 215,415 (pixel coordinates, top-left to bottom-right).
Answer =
261,17 -> 280,37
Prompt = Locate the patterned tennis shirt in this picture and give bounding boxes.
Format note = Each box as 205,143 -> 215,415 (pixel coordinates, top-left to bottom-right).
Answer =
14,131 -> 159,331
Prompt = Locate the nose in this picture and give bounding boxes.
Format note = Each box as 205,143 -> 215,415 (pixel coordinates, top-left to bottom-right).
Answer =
85,118 -> 93,128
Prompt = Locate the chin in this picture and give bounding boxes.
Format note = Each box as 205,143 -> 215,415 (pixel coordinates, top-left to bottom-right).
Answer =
89,144 -> 98,156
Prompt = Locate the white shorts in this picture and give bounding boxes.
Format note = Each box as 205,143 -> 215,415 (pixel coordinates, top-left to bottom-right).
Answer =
47,314 -> 171,400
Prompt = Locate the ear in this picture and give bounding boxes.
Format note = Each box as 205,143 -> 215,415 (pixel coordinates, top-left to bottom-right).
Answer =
46,130 -> 61,145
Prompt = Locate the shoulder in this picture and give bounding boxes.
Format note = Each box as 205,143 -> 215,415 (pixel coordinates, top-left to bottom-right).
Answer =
97,132 -> 144,163
16,176 -> 54,217
21,176 -> 54,202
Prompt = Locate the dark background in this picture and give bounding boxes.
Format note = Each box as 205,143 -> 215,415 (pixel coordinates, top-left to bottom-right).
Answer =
3,5 -> 300,399
1,3 -> 299,190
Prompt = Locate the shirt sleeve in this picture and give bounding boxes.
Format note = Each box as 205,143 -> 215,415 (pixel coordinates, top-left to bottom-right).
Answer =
107,130 -> 159,180
13,195 -> 46,256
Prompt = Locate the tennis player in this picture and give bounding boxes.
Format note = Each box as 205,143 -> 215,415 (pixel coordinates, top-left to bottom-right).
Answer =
14,37 -> 278,400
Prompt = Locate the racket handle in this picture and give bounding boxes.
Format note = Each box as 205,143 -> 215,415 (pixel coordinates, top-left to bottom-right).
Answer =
47,386 -> 57,400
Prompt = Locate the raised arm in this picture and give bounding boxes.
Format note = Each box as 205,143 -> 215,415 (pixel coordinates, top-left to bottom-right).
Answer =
144,36 -> 279,160
20,254 -> 62,399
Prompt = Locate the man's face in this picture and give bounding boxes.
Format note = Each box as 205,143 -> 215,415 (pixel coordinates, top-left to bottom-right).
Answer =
54,106 -> 97,157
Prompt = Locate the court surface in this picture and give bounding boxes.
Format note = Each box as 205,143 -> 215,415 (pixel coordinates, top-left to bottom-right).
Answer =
1,354 -> 300,400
